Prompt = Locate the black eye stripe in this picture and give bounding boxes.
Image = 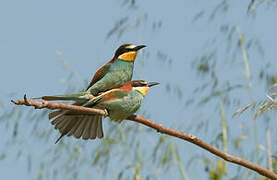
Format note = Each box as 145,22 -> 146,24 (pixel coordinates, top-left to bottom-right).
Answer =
133,82 -> 140,87
132,81 -> 148,87
115,47 -> 135,57
120,48 -> 133,55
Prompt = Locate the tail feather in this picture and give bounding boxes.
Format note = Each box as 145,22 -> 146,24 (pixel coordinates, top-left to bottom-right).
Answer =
55,134 -> 65,144
51,115 -> 65,126
73,118 -> 87,138
50,112 -> 104,143
53,116 -> 80,143
88,118 -> 95,139
90,117 -> 98,139
49,101 -> 83,120
33,92 -> 92,101
82,117 -> 93,140
67,118 -> 82,136
97,117 -> 104,138
56,117 -> 73,131
49,110 -> 66,119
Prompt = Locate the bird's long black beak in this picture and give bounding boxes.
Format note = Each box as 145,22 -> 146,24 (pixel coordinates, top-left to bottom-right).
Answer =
148,82 -> 160,87
134,45 -> 147,51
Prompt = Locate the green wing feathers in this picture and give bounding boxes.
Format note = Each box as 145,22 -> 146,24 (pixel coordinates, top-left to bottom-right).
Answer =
86,62 -> 111,90
82,89 -> 129,108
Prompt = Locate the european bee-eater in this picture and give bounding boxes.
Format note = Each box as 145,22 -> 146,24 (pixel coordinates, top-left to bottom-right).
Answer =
86,44 -> 147,96
39,44 -> 146,102
50,80 -> 159,143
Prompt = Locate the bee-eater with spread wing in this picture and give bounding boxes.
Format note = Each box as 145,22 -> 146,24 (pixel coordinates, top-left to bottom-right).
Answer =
51,80 -> 159,143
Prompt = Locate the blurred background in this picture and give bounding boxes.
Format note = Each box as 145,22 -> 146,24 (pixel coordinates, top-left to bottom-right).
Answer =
1,0 -> 277,179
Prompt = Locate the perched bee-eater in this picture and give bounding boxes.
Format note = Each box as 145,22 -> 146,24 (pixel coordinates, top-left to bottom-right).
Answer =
40,44 -> 146,102
86,44 -> 147,96
50,80 -> 159,143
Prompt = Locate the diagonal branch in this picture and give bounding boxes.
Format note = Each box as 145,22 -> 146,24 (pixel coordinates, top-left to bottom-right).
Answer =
11,95 -> 277,180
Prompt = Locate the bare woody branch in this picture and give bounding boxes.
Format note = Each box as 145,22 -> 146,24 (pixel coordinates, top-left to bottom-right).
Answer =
11,95 -> 108,116
11,95 -> 277,180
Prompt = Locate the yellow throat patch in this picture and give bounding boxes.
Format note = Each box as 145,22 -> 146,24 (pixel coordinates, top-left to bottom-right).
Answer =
118,51 -> 137,62
134,87 -> 149,96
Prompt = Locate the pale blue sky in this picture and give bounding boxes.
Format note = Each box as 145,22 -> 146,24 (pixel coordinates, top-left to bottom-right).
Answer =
1,0 -> 277,179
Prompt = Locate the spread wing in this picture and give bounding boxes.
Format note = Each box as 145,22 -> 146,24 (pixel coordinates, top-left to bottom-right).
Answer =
49,101 -> 104,143
49,89 -> 129,143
